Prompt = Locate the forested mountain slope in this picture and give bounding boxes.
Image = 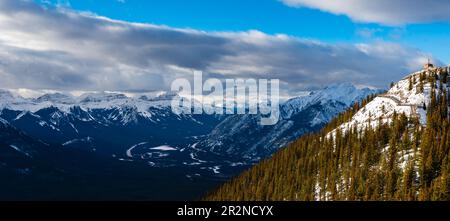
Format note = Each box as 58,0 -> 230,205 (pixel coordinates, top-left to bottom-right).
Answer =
206,66 -> 450,201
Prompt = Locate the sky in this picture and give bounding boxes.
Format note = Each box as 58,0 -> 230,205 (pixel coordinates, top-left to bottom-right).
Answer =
0,0 -> 449,96
39,0 -> 450,61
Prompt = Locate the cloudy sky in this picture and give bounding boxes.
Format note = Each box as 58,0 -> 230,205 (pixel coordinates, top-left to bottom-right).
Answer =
0,0 -> 449,96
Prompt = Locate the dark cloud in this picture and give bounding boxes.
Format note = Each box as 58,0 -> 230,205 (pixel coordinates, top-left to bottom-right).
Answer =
281,0 -> 450,25
0,0 -> 435,94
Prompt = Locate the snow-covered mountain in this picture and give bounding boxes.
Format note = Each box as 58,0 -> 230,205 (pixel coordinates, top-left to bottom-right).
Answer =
333,66 -> 450,135
0,83 -> 381,199
0,83 -> 380,175
195,83 -> 382,161
0,90 -> 186,123
281,83 -> 377,120
0,90 -> 223,174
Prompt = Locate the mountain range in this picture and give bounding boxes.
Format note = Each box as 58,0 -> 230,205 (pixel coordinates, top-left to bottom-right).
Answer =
0,83 -> 380,200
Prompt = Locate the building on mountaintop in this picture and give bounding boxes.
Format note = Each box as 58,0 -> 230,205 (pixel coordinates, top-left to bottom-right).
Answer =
423,59 -> 435,70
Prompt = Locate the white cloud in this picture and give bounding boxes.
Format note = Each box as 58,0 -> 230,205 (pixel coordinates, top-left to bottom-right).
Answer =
0,0 -> 437,95
281,0 -> 450,25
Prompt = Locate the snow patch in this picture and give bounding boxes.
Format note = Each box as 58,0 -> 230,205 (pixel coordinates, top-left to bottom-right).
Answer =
9,145 -> 32,158
126,142 -> 148,158
150,145 -> 177,151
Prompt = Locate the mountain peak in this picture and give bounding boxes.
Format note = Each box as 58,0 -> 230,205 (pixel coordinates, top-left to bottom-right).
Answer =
287,83 -> 381,109
281,83 -> 381,121
34,93 -> 75,104
323,82 -> 356,90
334,65 -> 450,133
139,91 -> 179,101
78,92 -> 128,103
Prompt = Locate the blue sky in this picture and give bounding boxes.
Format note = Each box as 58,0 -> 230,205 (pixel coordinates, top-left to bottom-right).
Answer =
38,0 -> 450,63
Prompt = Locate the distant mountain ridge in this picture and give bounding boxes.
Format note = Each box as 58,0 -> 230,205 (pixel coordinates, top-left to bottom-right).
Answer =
0,84 -> 380,170
0,83 -> 381,200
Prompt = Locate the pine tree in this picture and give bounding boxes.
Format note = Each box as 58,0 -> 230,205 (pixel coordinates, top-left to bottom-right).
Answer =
409,77 -> 413,91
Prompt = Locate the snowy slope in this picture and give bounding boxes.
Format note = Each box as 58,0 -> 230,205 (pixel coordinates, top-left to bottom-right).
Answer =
334,66 -> 450,134
282,83 -> 379,121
